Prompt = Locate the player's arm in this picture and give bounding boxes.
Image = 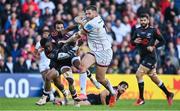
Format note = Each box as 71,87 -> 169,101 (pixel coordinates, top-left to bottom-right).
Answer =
59,29 -> 87,44
100,89 -> 110,105
131,29 -> 142,45
154,29 -> 165,48
34,42 -> 43,59
61,24 -> 78,35
47,48 -> 75,60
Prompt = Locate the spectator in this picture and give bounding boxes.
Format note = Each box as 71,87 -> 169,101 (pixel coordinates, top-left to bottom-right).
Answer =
18,20 -> 31,37
0,55 -> 10,73
6,25 -> 21,50
29,61 -> 39,73
108,57 -> 120,73
112,19 -> 127,44
22,0 -> 40,15
5,55 -> 14,73
13,56 -> 28,73
163,57 -> 176,74
4,13 -> 21,33
38,0 -> 55,15
164,1 -> 179,23
11,42 -> 21,63
0,44 -> 5,59
25,52 -> 34,70
137,0 -> 149,17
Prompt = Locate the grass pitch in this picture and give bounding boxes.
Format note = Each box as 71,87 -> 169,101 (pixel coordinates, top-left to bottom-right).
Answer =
0,98 -> 180,111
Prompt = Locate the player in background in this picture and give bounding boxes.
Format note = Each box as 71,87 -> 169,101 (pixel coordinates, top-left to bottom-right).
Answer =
131,13 -> 174,106
59,5 -> 117,107
54,81 -> 128,106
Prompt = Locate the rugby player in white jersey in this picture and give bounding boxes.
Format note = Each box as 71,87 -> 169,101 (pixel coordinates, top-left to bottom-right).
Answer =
59,5 -> 116,107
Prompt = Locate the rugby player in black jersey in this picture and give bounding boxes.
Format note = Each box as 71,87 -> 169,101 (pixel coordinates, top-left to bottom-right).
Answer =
131,13 -> 174,106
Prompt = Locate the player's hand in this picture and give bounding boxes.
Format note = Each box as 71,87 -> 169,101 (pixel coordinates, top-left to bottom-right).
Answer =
38,48 -> 44,53
147,46 -> 155,52
74,12 -> 85,24
74,16 -> 83,24
58,40 -> 66,44
134,38 -> 142,44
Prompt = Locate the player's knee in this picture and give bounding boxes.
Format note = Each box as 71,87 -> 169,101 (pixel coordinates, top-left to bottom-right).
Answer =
45,74 -> 52,81
78,64 -> 87,73
72,59 -> 81,69
136,70 -> 144,79
148,73 -> 157,78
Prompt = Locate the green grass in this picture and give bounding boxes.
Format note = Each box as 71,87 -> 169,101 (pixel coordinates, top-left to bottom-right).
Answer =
0,98 -> 180,111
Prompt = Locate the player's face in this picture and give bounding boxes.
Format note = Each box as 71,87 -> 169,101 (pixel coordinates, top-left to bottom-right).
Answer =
55,24 -> 64,32
140,17 -> 149,28
85,10 -> 95,20
42,32 -> 49,38
118,84 -> 128,94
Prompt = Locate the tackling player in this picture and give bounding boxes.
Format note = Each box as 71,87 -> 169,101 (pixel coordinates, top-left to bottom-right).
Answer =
35,27 -> 69,106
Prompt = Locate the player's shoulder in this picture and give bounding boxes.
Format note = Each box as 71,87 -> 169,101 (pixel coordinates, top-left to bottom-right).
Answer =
149,26 -> 156,30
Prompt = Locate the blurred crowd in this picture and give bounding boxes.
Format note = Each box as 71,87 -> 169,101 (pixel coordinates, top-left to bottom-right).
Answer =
0,0 -> 179,74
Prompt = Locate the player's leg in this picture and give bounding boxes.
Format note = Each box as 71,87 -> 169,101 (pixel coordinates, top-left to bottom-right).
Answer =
78,100 -> 91,105
86,69 -> 101,89
148,69 -> 174,105
72,56 -> 101,95
78,53 -> 96,99
61,66 -> 79,102
71,56 -> 87,98
36,69 -> 54,105
134,64 -> 148,105
53,74 -> 68,102
95,65 -> 116,107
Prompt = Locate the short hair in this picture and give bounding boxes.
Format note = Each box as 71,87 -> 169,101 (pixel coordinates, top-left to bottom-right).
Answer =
42,29 -> 50,33
85,5 -> 97,11
140,13 -> 149,19
118,81 -> 129,88
40,38 -> 48,48
54,20 -> 64,28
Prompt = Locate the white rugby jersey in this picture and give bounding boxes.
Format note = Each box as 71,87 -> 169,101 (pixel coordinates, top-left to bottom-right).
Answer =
83,16 -> 111,51
35,42 -> 50,72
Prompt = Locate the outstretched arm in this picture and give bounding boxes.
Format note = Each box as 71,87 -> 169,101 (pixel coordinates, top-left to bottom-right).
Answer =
61,24 -> 78,35
100,89 -> 110,105
59,29 -> 87,44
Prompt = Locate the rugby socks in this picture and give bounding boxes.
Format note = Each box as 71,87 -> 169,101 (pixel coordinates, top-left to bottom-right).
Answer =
138,80 -> 144,100
86,70 -> 92,78
79,72 -> 87,95
104,80 -> 115,95
158,81 -> 170,96
43,90 -> 50,96
49,90 -> 55,101
70,89 -> 78,100
56,84 -> 67,97
87,70 -> 101,89
43,90 -> 50,102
